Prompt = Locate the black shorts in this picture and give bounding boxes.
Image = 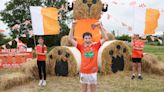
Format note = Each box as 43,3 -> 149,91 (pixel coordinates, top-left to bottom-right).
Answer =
132,58 -> 142,63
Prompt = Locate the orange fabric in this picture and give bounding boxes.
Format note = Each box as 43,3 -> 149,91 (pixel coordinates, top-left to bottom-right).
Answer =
77,41 -> 101,74
35,45 -> 47,61
132,40 -> 144,58
144,8 -> 160,34
41,8 -> 60,35
74,19 -> 101,44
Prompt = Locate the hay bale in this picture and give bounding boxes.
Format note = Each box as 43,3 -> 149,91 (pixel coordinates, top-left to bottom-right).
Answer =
74,0 -> 103,19
20,59 -> 38,79
102,32 -> 115,40
0,72 -> 32,90
98,40 -> 131,75
142,53 -> 164,75
47,46 -> 81,76
60,36 -> 73,46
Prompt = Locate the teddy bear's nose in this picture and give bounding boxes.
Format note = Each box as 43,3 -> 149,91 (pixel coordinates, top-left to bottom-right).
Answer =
87,4 -> 92,8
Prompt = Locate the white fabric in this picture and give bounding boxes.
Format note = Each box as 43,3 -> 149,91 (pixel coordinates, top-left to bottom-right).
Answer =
30,6 -> 44,35
80,73 -> 97,84
133,7 -> 146,35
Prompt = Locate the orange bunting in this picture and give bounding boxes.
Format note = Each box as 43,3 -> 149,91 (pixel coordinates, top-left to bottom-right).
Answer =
0,29 -> 5,32
129,1 -> 137,6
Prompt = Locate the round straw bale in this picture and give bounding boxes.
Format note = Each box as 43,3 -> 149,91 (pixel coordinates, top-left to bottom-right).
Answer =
98,40 -> 131,75
60,36 -> 73,46
142,53 -> 164,75
0,72 -> 32,90
47,46 -> 81,76
20,59 -> 38,79
102,32 -> 115,40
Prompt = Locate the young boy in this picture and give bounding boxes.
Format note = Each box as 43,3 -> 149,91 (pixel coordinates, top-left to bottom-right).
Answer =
131,34 -> 144,80
35,37 -> 47,86
68,21 -> 108,92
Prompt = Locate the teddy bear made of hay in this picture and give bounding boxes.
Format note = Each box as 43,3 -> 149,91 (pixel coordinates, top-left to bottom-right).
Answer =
47,46 -> 81,76
67,0 -> 108,43
68,0 -> 108,19
98,40 -> 131,75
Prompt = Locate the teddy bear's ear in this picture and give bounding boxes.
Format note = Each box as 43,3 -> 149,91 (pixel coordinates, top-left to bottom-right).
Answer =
83,0 -> 87,4
102,4 -> 108,12
67,2 -> 74,11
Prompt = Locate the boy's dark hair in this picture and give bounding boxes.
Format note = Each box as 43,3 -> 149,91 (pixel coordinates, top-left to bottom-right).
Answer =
83,32 -> 92,39
39,36 -> 43,40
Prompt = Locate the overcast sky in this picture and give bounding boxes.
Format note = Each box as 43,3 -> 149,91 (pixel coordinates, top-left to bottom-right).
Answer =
0,0 -> 164,36
101,0 -> 164,36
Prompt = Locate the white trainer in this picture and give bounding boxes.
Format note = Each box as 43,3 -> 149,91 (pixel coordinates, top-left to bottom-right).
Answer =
42,80 -> 46,86
38,80 -> 43,86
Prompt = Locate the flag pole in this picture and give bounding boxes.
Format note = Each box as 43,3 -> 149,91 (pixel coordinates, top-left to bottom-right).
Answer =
33,35 -> 37,48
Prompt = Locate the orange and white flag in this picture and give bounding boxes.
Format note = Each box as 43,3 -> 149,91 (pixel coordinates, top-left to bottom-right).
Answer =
133,8 -> 160,35
30,6 -> 60,35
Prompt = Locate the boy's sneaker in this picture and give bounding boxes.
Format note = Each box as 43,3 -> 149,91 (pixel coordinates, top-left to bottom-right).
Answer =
131,75 -> 135,80
42,80 -> 46,86
38,80 -> 43,86
138,76 -> 143,80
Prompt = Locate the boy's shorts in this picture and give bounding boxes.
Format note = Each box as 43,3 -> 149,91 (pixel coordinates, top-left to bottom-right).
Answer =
80,73 -> 97,85
132,58 -> 142,63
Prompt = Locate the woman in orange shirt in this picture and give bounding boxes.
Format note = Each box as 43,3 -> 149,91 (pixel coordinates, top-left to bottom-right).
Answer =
131,34 -> 144,80
35,37 -> 47,86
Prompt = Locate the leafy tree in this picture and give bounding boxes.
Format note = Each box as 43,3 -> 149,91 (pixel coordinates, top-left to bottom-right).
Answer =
0,0 -> 71,47
0,33 -> 12,46
116,35 -> 131,42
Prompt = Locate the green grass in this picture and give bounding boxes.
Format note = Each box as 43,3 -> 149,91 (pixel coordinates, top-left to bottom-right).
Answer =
143,45 -> 164,62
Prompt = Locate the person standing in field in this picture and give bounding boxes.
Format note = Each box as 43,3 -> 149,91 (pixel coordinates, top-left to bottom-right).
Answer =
131,34 -> 144,80
35,37 -> 47,86
68,20 -> 108,92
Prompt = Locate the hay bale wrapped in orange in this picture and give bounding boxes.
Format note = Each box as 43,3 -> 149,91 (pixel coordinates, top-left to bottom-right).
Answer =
47,46 -> 81,76
67,0 -> 108,44
98,40 -> 131,75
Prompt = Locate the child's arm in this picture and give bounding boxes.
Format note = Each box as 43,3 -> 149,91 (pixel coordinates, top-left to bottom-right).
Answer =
35,46 -> 46,55
68,20 -> 78,47
133,41 -> 144,51
99,23 -> 108,45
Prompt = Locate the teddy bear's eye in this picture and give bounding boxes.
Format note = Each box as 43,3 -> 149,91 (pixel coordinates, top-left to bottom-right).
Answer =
116,45 -> 121,50
58,50 -> 62,55
123,48 -> 127,53
83,0 -> 87,3
49,55 -> 53,59
65,52 -> 70,58
92,0 -> 97,4
109,50 -> 114,55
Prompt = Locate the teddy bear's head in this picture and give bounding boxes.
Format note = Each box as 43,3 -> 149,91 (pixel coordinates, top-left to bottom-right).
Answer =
68,0 -> 108,19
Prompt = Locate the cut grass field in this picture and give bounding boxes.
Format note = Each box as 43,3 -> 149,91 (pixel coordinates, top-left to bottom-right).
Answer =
0,45 -> 164,92
2,72 -> 164,92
